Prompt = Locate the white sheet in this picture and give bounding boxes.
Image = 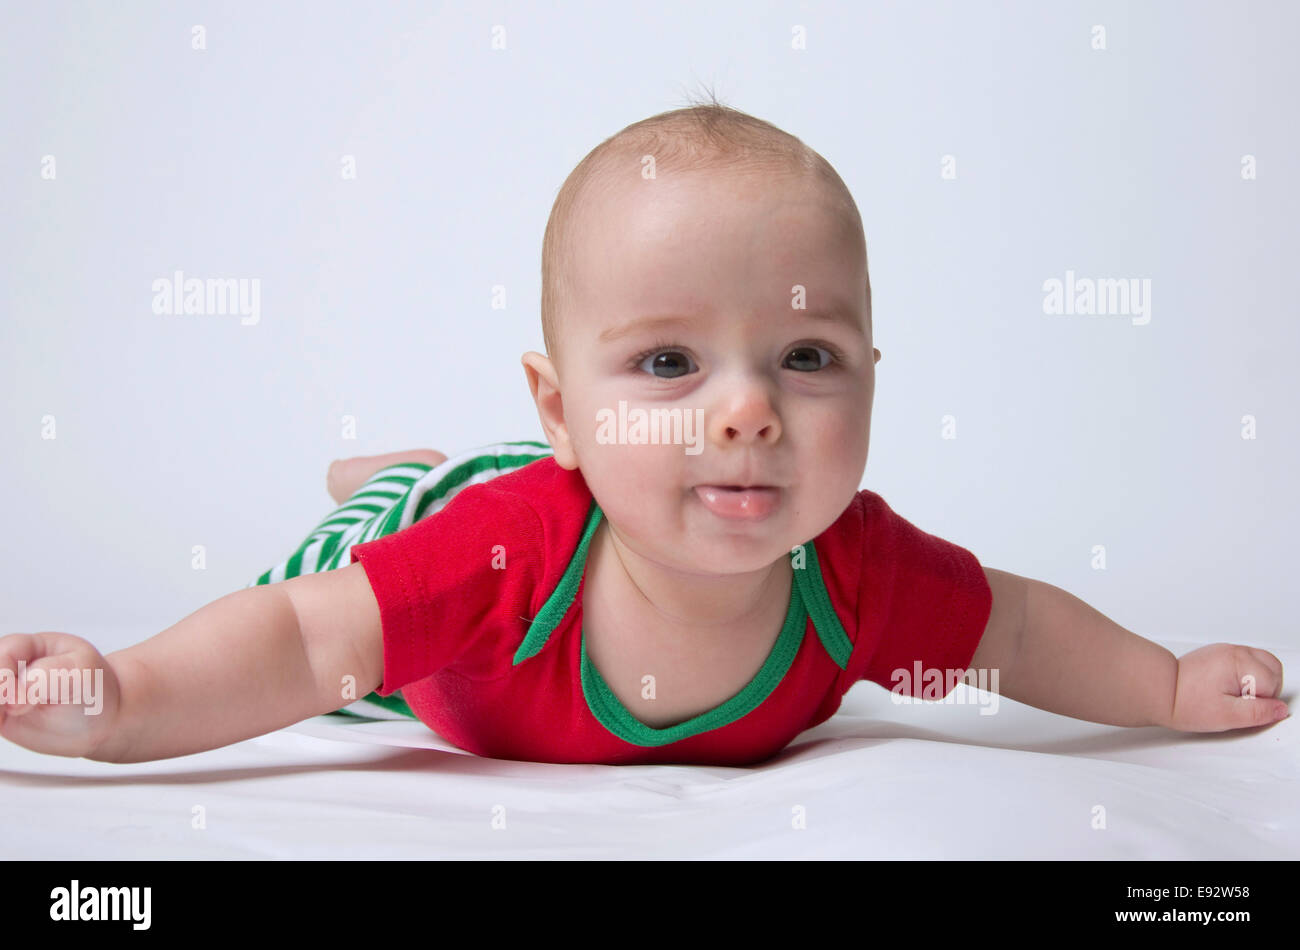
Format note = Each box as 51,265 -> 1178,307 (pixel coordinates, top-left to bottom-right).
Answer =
2,636 -> 1295,859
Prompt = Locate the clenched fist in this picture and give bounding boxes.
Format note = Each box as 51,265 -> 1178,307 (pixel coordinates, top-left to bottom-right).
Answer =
1167,643 -> 1289,732
0,632 -> 123,758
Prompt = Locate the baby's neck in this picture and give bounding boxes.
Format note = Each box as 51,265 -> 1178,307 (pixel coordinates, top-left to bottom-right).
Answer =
588,520 -> 792,640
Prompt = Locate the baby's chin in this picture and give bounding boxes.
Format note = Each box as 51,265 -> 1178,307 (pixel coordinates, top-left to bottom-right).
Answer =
607,493 -> 808,575
639,541 -> 794,579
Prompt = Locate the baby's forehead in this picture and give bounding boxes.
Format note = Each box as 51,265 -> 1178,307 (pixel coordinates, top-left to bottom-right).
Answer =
561,155 -> 865,312
572,168 -> 858,267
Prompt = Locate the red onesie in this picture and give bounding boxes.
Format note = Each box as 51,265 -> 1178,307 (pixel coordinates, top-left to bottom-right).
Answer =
350,456 -> 992,766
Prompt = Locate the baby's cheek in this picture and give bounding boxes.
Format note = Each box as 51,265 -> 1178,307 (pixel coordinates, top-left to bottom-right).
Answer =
811,412 -> 867,465
808,417 -> 868,505
583,442 -> 657,511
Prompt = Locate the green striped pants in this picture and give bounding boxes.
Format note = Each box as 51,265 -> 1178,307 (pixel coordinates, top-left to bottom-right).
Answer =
245,440 -> 555,720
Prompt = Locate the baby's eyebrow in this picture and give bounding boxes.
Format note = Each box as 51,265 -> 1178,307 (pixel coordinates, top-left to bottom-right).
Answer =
598,305 -> 861,345
598,314 -> 694,345
794,306 -> 863,333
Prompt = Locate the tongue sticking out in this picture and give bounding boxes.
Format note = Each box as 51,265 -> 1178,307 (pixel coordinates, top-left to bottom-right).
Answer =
693,486 -> 779,521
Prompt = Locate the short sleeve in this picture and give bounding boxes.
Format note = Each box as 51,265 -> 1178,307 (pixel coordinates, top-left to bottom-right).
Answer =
349,484 -> 544,696
854,492 -> 993,700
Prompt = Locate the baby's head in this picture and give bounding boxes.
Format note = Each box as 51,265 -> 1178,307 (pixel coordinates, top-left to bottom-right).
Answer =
522,99 -> 881,577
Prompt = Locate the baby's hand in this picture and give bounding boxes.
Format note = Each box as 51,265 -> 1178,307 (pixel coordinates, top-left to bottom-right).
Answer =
1166,643 -> 1288,732
0,632 -> 122,757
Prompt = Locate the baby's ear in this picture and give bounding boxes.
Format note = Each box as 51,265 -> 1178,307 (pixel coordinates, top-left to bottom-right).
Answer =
520,351 -> 547,401
874,347 -> 882,364
519,351 -> 578,469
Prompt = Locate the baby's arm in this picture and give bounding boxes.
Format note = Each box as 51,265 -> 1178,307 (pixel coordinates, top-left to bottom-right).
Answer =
969,569 -> 1288,731
1,563 -> 383,763
97,563 -> 384,762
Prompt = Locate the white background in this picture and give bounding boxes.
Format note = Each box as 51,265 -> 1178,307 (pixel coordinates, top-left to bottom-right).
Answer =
2,0 -> 1296,657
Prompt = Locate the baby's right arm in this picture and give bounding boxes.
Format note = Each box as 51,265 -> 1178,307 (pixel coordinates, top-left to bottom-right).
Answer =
0,563 -> 384,764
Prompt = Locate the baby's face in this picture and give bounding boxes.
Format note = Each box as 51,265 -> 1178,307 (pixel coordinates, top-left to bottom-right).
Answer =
556,165 -> 876,576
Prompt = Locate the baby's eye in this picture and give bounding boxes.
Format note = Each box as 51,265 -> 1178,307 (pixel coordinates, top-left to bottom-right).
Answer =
636,349 -> 697,378
784,345 -> 835,372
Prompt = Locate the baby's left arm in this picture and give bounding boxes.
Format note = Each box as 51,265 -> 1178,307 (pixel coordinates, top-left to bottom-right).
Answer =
968,569 -> 1289,732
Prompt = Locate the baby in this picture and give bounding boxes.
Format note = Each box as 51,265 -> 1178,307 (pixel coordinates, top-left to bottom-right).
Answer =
1,102 -> 1289,766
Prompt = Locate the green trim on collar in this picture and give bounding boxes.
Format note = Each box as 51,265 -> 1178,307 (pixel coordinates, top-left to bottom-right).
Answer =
582,576 -> 808,746
792,541 -> 853,670
512,499 -> 603,665
512,498 -> 852,745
